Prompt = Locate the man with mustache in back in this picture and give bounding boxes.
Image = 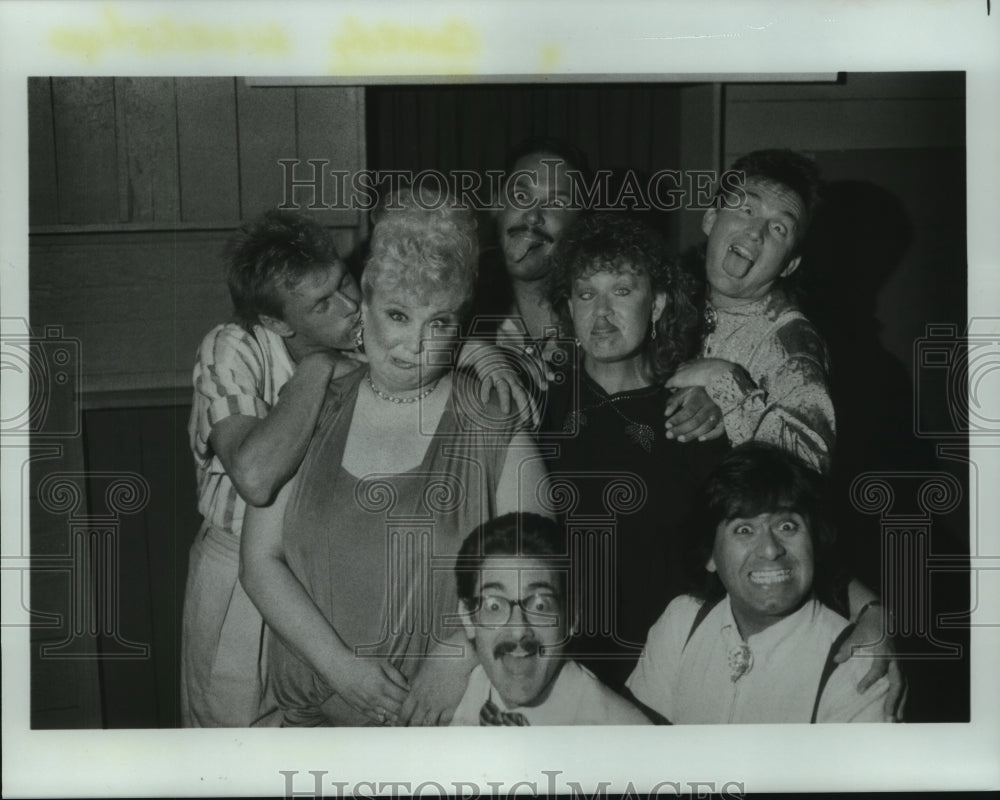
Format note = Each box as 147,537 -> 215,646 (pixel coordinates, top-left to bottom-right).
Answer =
473,137 -> 587,390
476,137 -> 716,439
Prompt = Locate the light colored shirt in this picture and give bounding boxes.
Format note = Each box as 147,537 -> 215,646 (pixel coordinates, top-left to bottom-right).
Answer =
626,595 -> 889,724
188,323 -> 295,536
494,313 -> 563,391
452,660 -> 650,726
702,290 -> 835,472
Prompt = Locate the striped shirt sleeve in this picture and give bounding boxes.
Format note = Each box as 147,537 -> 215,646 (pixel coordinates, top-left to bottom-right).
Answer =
191,324 -> 271,465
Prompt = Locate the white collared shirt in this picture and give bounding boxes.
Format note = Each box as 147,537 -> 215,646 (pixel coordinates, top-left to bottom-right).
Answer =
627,595 -> 889,724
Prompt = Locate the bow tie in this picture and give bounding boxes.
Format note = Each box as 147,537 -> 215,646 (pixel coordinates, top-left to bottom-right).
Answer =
479,698 -> 530,726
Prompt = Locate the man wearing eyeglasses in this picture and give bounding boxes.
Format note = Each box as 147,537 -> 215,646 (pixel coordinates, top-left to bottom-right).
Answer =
450,513 -> 649,726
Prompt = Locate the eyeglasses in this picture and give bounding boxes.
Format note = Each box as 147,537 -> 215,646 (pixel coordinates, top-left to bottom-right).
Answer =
473,592 -> 560,626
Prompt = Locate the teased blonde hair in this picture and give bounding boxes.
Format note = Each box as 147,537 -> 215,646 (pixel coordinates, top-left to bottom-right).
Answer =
362,183 -> 478,314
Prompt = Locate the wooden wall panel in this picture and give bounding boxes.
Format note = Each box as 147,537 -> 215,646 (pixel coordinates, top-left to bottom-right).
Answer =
724,73 -> 965,164
725,97 -> 964,160
83,403 -> 197,727
31,78 -> 369,235
83,408 -> 158,727
728,71 -> 964,102
30,231 -> 234,393
28,387 -> 103,727
115,78 -> 180,224
236,81 -> 297,219
175,78 -> 240,223
51,78 -> 119,224
295,85 -> 363,226
29,226 -> 359,393
139,404 -> 194,727
26,78 -> 367,728
28,78 -> 59,226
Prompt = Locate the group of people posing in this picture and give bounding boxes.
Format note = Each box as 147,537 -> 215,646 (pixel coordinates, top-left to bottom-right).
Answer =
181,140 -> 902,727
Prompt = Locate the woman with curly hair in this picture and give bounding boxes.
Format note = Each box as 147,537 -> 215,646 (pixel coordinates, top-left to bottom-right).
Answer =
542,212 -> 730,692
241,184 -> 548,726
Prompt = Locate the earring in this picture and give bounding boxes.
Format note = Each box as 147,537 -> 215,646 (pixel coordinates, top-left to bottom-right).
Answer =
650,321 -> 657,341
354,324 -> 365,350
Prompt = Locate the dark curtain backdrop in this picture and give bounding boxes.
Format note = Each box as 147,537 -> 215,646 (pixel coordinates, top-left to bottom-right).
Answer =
367,83 -> 685,245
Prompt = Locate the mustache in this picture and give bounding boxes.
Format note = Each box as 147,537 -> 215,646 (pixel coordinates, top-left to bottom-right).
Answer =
493,636 -> 542,660
505,224 -> 554,244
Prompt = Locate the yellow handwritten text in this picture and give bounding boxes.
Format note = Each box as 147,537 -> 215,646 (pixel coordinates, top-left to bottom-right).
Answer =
48,6 -> 290,64
330,17 -> 480,74
538,44 -> 562,71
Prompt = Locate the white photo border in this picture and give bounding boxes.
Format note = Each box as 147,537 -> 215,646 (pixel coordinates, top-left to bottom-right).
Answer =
2,1 -> 999,796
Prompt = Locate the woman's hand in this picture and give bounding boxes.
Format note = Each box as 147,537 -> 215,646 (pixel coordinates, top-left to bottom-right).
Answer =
834,602 -> 906,722
398,657 -> 472,726
327,657 -> 410,726
663,386 -> 726,442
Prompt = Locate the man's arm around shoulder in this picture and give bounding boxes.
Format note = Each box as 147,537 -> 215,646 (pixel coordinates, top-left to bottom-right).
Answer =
212,351 -> 349,506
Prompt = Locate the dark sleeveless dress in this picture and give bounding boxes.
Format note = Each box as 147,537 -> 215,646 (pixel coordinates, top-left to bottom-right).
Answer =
264,369 -> 518,726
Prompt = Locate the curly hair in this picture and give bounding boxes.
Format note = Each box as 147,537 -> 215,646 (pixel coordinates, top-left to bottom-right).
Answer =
362,183 -> 479,318
548,213 -> 704,381
225,208 -> 341,329
683,443 -> 848,616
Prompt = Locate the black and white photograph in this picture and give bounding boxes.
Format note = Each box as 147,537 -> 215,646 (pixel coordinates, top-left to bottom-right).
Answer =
2,1 -> 999,797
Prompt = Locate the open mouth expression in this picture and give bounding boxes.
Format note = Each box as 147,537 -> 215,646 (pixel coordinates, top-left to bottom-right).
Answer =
708,510 -> 815,637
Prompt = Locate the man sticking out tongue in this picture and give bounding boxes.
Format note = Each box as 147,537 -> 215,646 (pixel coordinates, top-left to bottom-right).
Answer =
665,149 -> 836,475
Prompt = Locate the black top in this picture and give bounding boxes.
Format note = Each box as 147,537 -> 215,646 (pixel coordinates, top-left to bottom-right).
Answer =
540,365 -> 730,690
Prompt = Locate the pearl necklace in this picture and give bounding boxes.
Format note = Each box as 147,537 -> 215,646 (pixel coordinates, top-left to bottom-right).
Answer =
367,374 -> 439,404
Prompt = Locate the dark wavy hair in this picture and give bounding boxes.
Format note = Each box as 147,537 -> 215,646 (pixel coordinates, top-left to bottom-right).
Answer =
684,442 -> 848,616
548,213 -> 704,382
225,208 -> 341,330
455,513 -> 567,606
